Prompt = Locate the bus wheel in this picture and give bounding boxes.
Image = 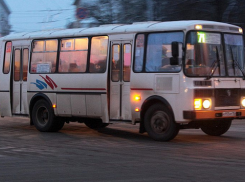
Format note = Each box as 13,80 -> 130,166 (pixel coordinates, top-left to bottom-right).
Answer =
201,120 -> 232,136
32,99 -> 56,132
144,104 -> 179,141
84,119 -> 109,129
51,119 -> 65,132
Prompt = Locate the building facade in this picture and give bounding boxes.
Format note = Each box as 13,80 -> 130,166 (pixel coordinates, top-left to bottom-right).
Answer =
0,0 -> 11,37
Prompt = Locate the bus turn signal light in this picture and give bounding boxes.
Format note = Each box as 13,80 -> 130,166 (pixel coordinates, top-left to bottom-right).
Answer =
135,108 -> 140,112
53,104 -> 57,108
194,99 -> 202,110
134,95 -> 141,101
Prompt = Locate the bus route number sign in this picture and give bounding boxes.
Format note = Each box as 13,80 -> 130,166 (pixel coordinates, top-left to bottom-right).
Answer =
197,32 -> 221,44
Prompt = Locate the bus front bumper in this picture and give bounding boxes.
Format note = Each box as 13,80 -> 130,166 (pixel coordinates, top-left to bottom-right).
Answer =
183,109 -> 245,120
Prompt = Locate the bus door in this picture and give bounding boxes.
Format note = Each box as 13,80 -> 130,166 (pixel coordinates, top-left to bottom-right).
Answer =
12,47 -> 29,114
110,41 -> 132,120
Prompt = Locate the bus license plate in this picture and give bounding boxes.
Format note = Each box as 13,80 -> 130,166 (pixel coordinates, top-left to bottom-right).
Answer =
222,112 -> 236,117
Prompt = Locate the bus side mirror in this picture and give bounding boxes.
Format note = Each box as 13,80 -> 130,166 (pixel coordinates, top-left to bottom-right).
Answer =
172,41 -> 179,57
170,41 -> 179,65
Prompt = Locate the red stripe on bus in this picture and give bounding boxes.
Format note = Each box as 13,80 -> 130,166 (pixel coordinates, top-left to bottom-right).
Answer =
61,88 -> 106,91
131,88 -> 153,91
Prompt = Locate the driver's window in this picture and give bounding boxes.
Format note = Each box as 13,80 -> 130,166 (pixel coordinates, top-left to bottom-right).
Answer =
145,32 -> 183,72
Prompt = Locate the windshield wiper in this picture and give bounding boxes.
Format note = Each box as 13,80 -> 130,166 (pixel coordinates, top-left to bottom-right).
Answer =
230,46 -> 245,80
205,46 -> 220,80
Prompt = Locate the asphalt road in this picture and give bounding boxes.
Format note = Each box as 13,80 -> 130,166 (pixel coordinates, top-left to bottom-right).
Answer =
0,117 -> 245,182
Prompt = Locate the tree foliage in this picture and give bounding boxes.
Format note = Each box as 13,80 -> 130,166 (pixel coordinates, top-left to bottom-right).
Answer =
82,0 -> 245,30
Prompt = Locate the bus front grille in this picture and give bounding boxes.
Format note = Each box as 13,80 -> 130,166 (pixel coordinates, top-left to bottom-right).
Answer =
215,89 -> 240,107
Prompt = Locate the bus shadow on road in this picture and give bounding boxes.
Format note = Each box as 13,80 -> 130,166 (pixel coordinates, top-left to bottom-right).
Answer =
36,124 -> 245,143
90,127 -> 153,142
174,129 -> 244,143
82,126 -> 244,143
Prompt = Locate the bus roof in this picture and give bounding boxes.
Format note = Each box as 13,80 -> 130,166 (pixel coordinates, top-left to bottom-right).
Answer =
2,20 -> 242,41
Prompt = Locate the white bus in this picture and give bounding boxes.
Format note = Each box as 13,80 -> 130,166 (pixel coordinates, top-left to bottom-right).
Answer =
0,20 -> 244,141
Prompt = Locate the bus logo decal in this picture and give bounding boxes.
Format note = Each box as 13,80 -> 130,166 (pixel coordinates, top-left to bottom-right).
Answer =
31,75 -> 57,90
31,80 -> 47,90
39,75 -> 57,90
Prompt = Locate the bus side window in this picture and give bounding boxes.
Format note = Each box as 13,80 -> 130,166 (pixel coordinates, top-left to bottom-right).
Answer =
14,49 -> 21,81
145,32 -> 183,72
59,38 -> 88,73
89,36 -> 108,73
3,41 -> 12,74
123,44 -> 131,82
23,48 -> 29,81
112,44 -> 120,82
134,34 -> 144,72
31,40 -> 58,73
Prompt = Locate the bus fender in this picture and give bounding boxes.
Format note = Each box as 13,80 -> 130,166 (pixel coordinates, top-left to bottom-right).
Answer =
29,92 -> 53,125
139,95 -> 175,133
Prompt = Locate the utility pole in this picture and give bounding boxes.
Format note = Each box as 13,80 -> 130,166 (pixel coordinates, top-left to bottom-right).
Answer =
147,0 -> 153,21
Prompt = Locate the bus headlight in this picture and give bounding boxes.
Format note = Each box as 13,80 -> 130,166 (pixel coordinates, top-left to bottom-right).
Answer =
241,98 -> 245,107
194,98 -> 211,110
203,99 -> 211,109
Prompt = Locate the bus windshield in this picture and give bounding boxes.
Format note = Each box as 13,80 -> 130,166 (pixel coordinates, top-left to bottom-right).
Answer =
185,31 -> 225,77
224,34 -> 244,76
185,32 -> 244,77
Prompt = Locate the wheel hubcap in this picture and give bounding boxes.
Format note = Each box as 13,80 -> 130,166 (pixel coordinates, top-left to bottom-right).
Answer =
36,106 -> 49,126
150,111 -> 170,134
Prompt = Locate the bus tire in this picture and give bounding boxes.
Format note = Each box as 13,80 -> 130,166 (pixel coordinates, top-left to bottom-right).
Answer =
84,119 -> 109,129
51,119 -> 65,132
201,119 -> 232,136
32,99 -> 56,132
144,104 -> 179,141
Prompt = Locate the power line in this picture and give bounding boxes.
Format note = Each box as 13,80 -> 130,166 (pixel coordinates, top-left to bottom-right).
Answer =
40,0 -> 51,10
11,9 -> 73,13
49,0 -> 63,10
8,0 -> 76,33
